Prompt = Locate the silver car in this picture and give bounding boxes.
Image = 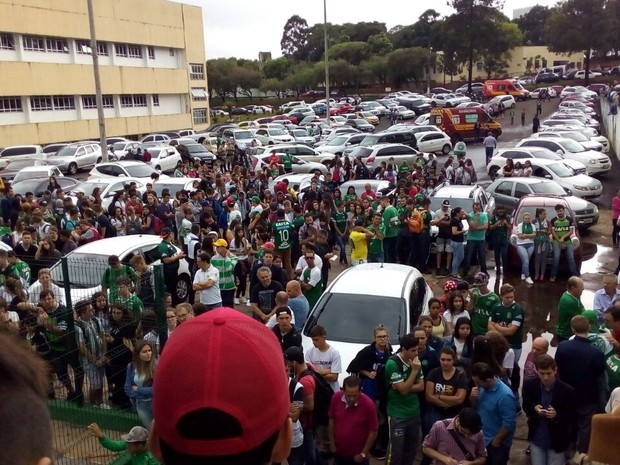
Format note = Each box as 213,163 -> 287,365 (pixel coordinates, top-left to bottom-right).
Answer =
45,143 -> 102,175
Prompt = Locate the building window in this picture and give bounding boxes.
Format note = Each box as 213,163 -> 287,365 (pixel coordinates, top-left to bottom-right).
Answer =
169,47 -> 175,56
191,88 -> 207,101
0,33 -> 15,50
102,95 -> 114,108
53,96 -> 75,110
148,46 -> 155,59
76,40 -> 92,54
542,58 -> 548,68
534,59 -> 540,69
190,63 -> 205,80
0,97 -> 22,112
128,44 -> 143,59
46,38 -> 69,53
30,96 -> 53,111
83,95 -> 114,109
193,108 -> 208,124
120,95 -> 134,107
152,94 -> 160,106
115,43 -> 128,57
133,94 -> 147,107
97,42 -> 108,56
23,35 -> 45,52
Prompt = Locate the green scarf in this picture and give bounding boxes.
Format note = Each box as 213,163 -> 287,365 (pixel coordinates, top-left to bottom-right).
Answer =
522,222 -> 533,234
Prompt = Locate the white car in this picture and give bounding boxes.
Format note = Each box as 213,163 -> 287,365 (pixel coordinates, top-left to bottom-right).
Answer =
414,131 -> 452,155
67,177 -> 147,211
455,101 -> 484,108
300,263 -> 433,385
541,125 -> 609,153
12,166 -> 64,184
352,143 -> 421,169
88,161 -> 169,181
256,144 -> 334,164
109,141 -> 141,160
530,87 -> 557,99
289,128 -> 315,145
431,93 -> 470,107
139,134 -> 172,146
45,143 -> 103,175
516,138 -> 610,175
142,145 -> 182,173
254,127 -> 294,145
212,109 -> 229,117
560,86 -> 597,100
414,114 -> 430,125
237,120 -> 260,130
358,101 -> 388,116
49,236 -> 192,304
394,106 -> 416,119
529,131 -> 603,152
484,95 -> 516,113
250,153 -> 328,175
315,133 -> 368,156
558,100 -> 596,116
574,70 -> 602,80
329,116 -> 347,126
486,147 -> 588,179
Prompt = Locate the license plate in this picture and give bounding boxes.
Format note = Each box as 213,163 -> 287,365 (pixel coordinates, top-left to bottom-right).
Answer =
582,218 -> 593,224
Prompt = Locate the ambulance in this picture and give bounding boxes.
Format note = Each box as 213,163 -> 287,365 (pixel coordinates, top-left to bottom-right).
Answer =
429,107 -> 502,143
483,79 -> 530,100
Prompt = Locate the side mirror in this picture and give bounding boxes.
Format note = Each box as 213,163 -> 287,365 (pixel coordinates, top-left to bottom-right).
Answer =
564,187 -> 573,196
545,174 -> 552,180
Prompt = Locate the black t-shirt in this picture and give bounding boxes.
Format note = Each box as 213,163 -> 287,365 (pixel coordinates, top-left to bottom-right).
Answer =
426,367 -> 468,417
450,217 -> 464,242
250,281 -> 284,314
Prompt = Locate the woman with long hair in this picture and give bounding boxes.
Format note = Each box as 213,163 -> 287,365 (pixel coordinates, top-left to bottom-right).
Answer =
426,297 -> 449,339
533,207 -> 551,281
344,185 -> 358,203
443,291 -> 471,335
124,340 -> 156,427
425,347 -> 468,425
443,317 -> 475,368
104,304 -> 136,408
91,187 -> 103,206
417,314 -> 445,353
47,176 -> 61,193
110,206 -> 126,236
5,276 -> 30,320
34,237 -> 62,270
230,225 -> 250,304
91,291 -> 110,332
516,211 -> 536,284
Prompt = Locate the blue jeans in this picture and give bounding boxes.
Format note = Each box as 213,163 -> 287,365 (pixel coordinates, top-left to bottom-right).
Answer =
334,234 -> 348,263
516,243 -> 534,277
486,443 -> 511,465
136,398 -> 153,428
302,427 -> 317,465
368,251 -> 384,263
529,443 -> 566,465
464,239 -> 487,275
494,241 -> 509,271
451,241 -> 464,276
287,445 -> 306,465
384,236 -> 397,263
551,241 -> 579,278
534,241 -> 550,277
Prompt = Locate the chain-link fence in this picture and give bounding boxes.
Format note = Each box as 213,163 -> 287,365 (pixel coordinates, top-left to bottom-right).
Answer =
23,256 -> 168,464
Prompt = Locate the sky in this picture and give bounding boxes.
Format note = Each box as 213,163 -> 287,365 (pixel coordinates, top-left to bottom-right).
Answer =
172,0 -> 560,60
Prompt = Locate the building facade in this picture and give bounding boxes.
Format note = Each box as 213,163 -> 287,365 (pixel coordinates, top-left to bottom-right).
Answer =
0,0 -> 209,146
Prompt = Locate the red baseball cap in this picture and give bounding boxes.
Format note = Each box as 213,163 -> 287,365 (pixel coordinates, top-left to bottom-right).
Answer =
153,308 -> 289,456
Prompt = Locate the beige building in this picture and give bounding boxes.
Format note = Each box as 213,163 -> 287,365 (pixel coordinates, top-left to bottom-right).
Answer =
0,0 -> 209,146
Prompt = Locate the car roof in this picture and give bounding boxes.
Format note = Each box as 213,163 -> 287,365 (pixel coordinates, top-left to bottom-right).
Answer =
98,161 -> 147,167
326,263 -> 420,298
68,235 -> 163,256
493,177 -> 546,185
18,166 -> 57,172
517,195 -> 570,207
430,184 -> 482,198
367,143 -> 416,151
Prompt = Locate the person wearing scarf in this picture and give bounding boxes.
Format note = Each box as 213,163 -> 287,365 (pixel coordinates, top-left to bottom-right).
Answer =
516,212 -> 537,284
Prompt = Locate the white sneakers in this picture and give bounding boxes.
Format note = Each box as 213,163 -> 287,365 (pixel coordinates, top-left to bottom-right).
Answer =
525,277 -> 534,284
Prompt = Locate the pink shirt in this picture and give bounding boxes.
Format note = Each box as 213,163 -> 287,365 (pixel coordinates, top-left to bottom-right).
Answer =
613,196 -> 620,220
328,391 -> 378,457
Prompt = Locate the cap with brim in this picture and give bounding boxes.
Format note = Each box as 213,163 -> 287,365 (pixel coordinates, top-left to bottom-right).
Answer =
121,426 -> 148,443
261,242 -> 275,250
284,346 -> 304,364
442,200 -> 451,207
250,196 -> 261,203
214,239 -> 228,247
160,227 -> 173,237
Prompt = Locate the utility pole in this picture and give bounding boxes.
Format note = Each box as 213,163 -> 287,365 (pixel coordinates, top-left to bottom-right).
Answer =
323,0 -> 330,124
87,0 -> 108,162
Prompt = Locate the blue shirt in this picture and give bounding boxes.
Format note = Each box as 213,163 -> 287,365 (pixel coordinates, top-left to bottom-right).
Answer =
593,288 -> 620,323
476,378 -> 516,447
531,383 -> 554,449
288,295 -> 310,330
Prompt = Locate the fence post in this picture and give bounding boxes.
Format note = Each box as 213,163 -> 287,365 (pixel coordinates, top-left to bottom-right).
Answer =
153,264 -> 168,351
60,256 -> 73,311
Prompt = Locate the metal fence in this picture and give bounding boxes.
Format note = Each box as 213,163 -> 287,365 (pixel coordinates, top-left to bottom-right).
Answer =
31,256 -> 168,464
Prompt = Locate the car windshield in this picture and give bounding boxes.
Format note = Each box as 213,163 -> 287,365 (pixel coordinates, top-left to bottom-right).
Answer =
269,128 -> 287,136
560,132 -> 588,143
51,146 -> 78,158
185,144 -> 207,153
11,179 -> 44,195
13,170 -> 50,183
359,135 -> 380,146
306,293 -> 406,344
69,181 -> 108,195
50,253 -> 109,287
558,139 -> 585,153
148,148 -> 164,158
112,142 -> 129,151
234,131 -> 254,139
332,116 -> 345,122
327,136 -> 348,146
548,163 -> 576,178
530,182 -> 566,196
516,206 -> 570,225
429,196 -> 480,213
125,165 -> 157,177
293,130 -> 308,136
529,150 -> 562,160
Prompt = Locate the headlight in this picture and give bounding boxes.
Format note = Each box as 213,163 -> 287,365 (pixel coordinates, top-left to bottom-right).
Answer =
572,186 -> 588,191
593,205 -> 599,214
588,159 -> 597,164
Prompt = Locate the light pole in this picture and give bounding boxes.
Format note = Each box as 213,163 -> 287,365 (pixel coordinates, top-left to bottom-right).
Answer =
87,0 -> 108,162
323,0 -> 330,123
427,45 -> 433,95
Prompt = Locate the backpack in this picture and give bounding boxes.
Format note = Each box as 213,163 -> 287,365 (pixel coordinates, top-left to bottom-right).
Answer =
126,218 -> 142,235
375,354 -> 404,407
408,209 -> 426,233
299,366 -> 335,426
142,150 -> 152,163
152,215 -> 164,234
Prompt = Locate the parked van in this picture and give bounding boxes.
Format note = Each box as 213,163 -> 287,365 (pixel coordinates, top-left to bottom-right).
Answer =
0,145 -> 45,169
430,107 -> 502,142
357,128 -> 419,150
482,79 -> 530,100
537,65 -> 571,79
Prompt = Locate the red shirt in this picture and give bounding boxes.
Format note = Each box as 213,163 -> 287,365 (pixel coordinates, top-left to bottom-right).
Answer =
328,391 -> 378,457
268,154 -> 280,165
360,191 -> 375,201
297,372 -> 316,430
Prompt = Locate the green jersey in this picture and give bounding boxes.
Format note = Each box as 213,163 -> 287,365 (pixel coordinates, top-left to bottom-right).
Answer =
331,210 -> 348,234
158,240 -> 179,274
489,214 -> 512,245
99,436 -> 160,464
12,260 -> 30,287
344,193 -> 358,203
210,253 -> 236,291
271,219 -> 294,250
488,302 -> 524,349
381,205 -> 399,238
101,264 -> 137,304
556,291 -> 583,339
301,266 -> 323,309
550,216 -> 573,243
398,164 -> 411,177
46,305 -> 72,352
366,223 -> 385,255
606,355 -> 620,391
385,354 -> 423,419
454,141 -> 467,157
471,288 -> 501,336
115,294 -> 144,321
282,153 -> 293,170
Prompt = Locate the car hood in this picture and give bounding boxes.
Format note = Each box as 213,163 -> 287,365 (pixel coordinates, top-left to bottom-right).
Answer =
564,196 -> 594,211
579,141 -> 603,151
568,174 -> 602,188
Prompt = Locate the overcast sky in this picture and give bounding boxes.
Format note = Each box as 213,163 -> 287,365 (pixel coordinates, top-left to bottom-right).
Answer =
172,0 -> 559,60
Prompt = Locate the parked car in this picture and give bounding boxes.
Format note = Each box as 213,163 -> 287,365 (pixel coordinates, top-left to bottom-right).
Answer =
574,70 -> 602,80
139,145 -> 182,173
0,145 -> 45,169
315,133 -> 368,156
357,111 -> 380,125
529,131 -> 603,152
530,87 -> 557,99
431,93 -> 470,107
339,179 -> 393,199
486,147 -> 587,179
109,141 -> 141,160
12,177 -> 80,200
358,101 -> 388,116
42,143 -> 68,156
300,263 -> 433,384
88,161 -> 168,181
428,184 -> 495,218
49,235 -> 192,304
139,134 -> 171,146
223,129 -> 261,151
414,131 -> 452,155
483,95 -> 516,114
455,102 -> 484,108
12,166 -> 64,185
250,154 -> 328,175
45,143 -> 103,175
67,177 -> 147,211
393,106 -> 416,120
486,177 -> 599,229
230,107 -> 249,115
257,143 -> 335,164
516,138 -> 610,176
254,127 -> 294,145
345,119 -> 375,133
535,72 -> 560,83
353,143 -> 421,169
540,125 -> 609,153
288,128 -> 316,145
507,196 -> 582,273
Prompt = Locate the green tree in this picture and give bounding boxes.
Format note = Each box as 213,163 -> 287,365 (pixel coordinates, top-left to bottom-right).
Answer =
206,58 -> 237,100
546,0 -> 609,84
325,59 -> 357,88
234,66 -> 262,99
387,47 -> 428,87
286,63 -> 319,96
301,23 -> 337,62
281,15 -> 309,60
367,32 -> 393,55
340,21 -> 387,42
259,78 -> 287,98
513,5 -> 550,45
262,56 -> 291,80
329,41 -> 370,66
360,56 -> 389,85
479,16 -> 523,78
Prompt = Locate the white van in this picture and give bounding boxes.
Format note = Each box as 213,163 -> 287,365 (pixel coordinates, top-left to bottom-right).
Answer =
0,145 -> 45,169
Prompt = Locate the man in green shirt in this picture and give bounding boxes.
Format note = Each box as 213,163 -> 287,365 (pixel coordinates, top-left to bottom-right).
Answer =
271,209 -> 294,279
379,196 -> 399,263
550,204 -> 579,281
385,333 -> 424,465
101,255 -> 137,305
114,275 -> 144,321
488,282 -> 525,362
331,201 -> 349,266
282,149 -> 294,174
157,228 -> 185,305
367,212 -> 385,263
555,276 -> 584,342
471,272 -> 501,336
463,202 -> 489,276
211,238 -> 237,308
299,250 -> 323,309
88,424 -> 160,465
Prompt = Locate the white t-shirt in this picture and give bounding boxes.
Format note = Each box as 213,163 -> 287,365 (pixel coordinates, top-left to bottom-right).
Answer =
295,255 -> 323,273
7,310 -> 19,323
302,266 -> 322,287
266,308 -> 296,328
444,309 -> 470,327
305,345 -> 342,392
193,266 -> 221,305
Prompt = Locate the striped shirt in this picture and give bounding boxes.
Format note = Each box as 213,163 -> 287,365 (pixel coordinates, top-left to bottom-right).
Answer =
210,253 -> 236,291
422,418 -> 487,465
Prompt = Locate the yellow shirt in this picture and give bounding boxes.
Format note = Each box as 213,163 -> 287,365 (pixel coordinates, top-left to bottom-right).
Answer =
350,230 -> 368,260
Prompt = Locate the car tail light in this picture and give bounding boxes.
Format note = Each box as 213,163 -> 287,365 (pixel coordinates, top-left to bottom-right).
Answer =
367,156 -> 375,165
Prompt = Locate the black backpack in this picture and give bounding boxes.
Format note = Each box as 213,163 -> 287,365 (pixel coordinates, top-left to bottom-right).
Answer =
299,366 -> 335,426
375,354 -> 404,407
